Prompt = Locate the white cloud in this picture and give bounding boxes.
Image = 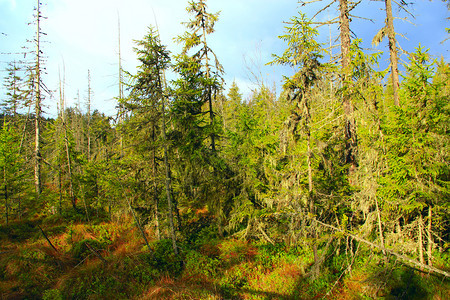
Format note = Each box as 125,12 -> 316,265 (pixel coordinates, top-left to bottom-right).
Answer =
2,0 -> 447,117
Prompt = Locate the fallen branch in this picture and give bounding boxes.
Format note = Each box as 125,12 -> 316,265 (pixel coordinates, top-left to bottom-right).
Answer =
37,225 -> 59,253
312,217 -> 450,278
258,224 -> 275,245
85,241 -> 107,264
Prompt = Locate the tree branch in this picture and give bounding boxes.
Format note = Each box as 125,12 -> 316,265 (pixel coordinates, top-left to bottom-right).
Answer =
312,217 -> 450,277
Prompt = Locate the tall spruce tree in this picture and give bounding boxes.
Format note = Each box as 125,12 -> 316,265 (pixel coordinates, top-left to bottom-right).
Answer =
126,27 -> 179,254
177,0 -> 223,151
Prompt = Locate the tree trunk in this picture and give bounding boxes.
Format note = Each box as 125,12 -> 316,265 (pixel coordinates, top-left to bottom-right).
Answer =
339,0 -> 358,173
152,140 -> 161,241
304,96 -> 314,213
375,197 -> 386,255
58,166 -> 62,215
117,17 -> 124,159
162,113 -> 178,255
159,71 -> 178,255
427,206 -> 433,266
313,216 -> 450,277
34,0 -> 42,196
87,70 -> 92,162
418,213 -> 425,271
4,167 -> 8,225
385,0 -> 400,107
60,75 -> 76,211
203,26 -> 216,152
63,122 -> 76,210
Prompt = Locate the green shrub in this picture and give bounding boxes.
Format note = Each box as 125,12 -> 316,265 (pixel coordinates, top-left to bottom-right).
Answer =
0,220 -> 38,241
70,238 -> 106,261
90,224 -> 117,245
219,263 -> 251,299
148,239 -> 184,276
42,289 -> 63,300
388,268 -> 430,299
61,266 -> 127,299
219,239 -> 256,266
181,213 -> 218,250
184,250 -> 220,277
61,208 -> 88,222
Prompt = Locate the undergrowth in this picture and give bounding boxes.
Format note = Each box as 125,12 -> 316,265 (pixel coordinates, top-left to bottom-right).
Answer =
0,215 -> 449,299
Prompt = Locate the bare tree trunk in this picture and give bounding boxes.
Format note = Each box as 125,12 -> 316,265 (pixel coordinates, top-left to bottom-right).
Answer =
375,197 -> 386,255
117,16 -> 124,158
34,0 -> 42,196
87,70 -> 92,162
385,0 -> 400,107
313,216 -> 450,278
418,213 -> 425,272
427,206 -> 433,266
339,0 -> 357,173
339,0 -> 350,74
152,140 -> 161,241
64,126 -> 76,210
60,73 -> 76,210
58,166 -> 62,215
4,167 -> 8,225
304,96 -> 314,212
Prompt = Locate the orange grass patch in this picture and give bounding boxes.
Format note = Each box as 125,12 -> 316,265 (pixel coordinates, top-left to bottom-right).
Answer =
139,276 -> 221,300
245,260 -> 305,299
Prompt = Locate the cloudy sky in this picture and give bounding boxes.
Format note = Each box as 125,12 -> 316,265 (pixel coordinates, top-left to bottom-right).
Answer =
0,0 -> 448,117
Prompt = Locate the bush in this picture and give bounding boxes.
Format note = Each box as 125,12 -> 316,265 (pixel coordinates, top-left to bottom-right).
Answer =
180,211 -> 218,249
387,268 -> 429,299
62,208 -> 88,222
148,239 -> 184,276
70,238 -> 106,261
184,250 -> 220,277
42,289 -> 63,300
61,265 -> 127,299
219,239 -> 257,266
0,220 -> 38,241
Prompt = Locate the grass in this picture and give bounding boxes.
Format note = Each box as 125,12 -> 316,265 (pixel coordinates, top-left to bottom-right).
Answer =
0,214 -> 449,299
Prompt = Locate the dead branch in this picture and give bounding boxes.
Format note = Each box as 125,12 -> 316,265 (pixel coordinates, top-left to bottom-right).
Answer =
85,241 -> 107,264
37,224 -> 59,253
312,217 -> 450,278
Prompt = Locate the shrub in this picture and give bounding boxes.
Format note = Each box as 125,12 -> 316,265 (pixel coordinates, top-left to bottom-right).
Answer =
148,239 -> 184,276
42,289 -> 63,300
219,238 -> 256,266
70,238 -> 106,262
184,250 -> 220,277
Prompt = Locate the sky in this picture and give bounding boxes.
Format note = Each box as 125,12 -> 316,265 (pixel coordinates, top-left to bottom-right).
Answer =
0,0 -> 449,118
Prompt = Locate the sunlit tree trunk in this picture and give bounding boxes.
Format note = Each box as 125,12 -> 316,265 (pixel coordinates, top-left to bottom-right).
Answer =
427,206 -> 433,266
203,24 -> 215,151
375,197 -> 386,255
161,91 -> 178,255
385,0 -> 400,106
87,70 -> 92,162
34,0 -> 42,196
418,213 -> 425,270
339,0 -> 357,172
152,127 -> 161,241
3,166 -> 8,225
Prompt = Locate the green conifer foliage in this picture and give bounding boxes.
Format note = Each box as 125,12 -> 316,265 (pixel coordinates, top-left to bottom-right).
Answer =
0,123 -> 24,224
379,47 -> 449,259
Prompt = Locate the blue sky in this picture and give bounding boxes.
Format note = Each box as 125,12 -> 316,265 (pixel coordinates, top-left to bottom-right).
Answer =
0,0 -> 448,117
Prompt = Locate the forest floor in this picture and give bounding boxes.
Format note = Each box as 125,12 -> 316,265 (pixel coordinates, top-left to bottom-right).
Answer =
0,211 -> 449,299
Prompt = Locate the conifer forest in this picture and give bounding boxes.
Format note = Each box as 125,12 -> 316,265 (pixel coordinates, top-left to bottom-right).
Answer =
0,0 -> 449,299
